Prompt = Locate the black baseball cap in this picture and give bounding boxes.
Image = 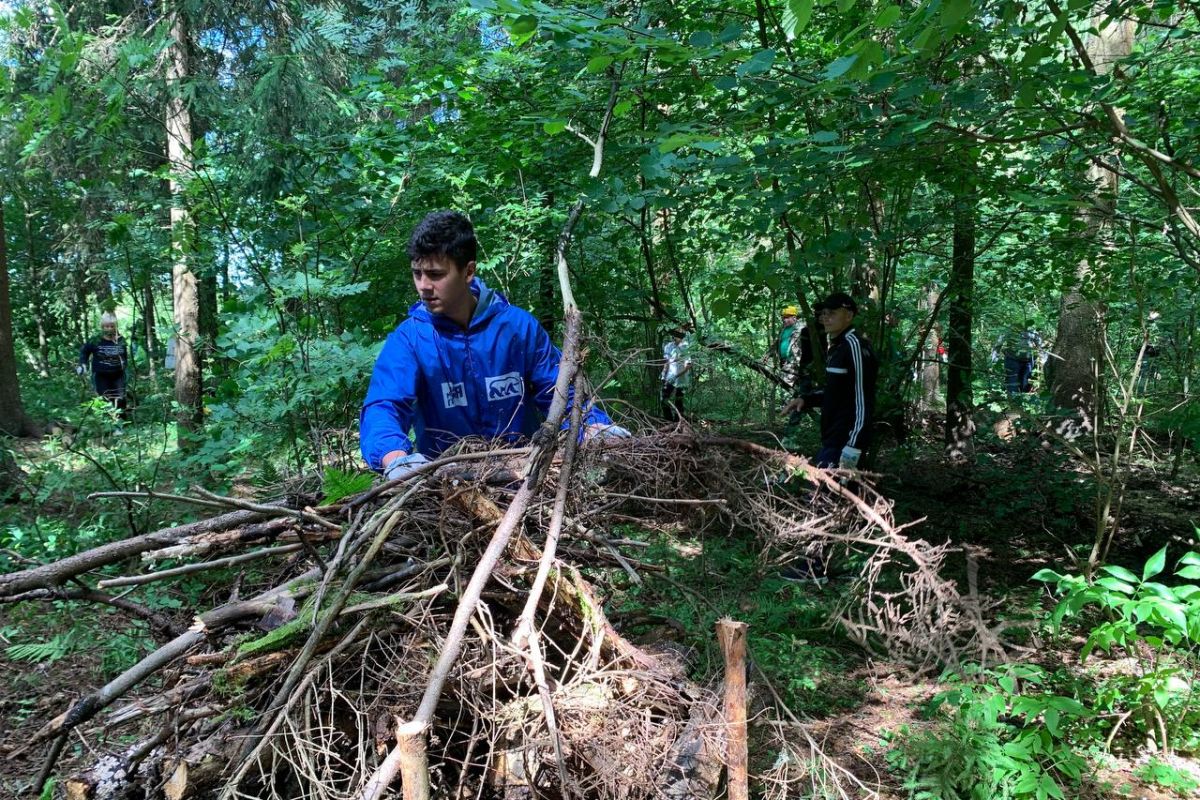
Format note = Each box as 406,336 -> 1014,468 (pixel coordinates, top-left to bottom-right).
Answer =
819,292 -> 858,313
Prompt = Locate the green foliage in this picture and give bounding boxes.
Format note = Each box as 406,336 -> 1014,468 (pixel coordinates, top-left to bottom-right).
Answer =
5,630 -> 79,664
1035,541 -> 1200,753
100,621 -> 154,676
1134,758 -> 1200,794
887,664 -> 1088,800
610,529 -> 865,716
320,467 -> 374,505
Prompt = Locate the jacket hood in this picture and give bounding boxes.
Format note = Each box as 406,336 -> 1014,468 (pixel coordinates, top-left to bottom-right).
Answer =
406,277 -> 508,330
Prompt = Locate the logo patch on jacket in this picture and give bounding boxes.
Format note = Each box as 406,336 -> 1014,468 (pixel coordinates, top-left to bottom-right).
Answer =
442,382 -> 467,408
485,372 -> 524,402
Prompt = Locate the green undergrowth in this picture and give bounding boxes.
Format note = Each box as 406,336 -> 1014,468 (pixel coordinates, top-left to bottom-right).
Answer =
887,540 -> 1200,800
604,526 -> 867,718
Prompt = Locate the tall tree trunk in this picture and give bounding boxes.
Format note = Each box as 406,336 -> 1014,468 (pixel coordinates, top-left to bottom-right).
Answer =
1048,10 -> 1136,419
945,167 -> 976,461
661,209 -> 697,326
854,178 -> 884,307
537,191 -> 557,339
21,199 -> 50,378
200,270 -> 218,367
918,284 -> 941,413
143,279 -> 158,381
0,204 -> 38,438
167,3 -> 202,438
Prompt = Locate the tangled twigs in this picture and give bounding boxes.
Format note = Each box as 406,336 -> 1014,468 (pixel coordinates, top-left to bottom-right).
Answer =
14,411 -> 1012,798
16,566 -> 322,775
511,373 -> 587,794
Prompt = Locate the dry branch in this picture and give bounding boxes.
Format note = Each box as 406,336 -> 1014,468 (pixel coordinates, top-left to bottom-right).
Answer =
0,501 -> 307,597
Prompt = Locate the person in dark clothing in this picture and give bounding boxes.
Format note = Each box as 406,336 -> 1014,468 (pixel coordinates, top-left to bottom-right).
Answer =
778,293 -> 876,584
992,326 -> 1042,396
78,313 -> 129,417
783,293 -> 877,469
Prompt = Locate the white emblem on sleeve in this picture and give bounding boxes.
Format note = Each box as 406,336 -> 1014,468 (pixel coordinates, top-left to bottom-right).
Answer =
442,382 -> 468,408
485,372 -> 524,402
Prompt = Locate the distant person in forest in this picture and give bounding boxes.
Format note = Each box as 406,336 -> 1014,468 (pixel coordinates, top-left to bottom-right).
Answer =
777,305 -> 799,379
660,328 -> 693,421
779,304 -> 826,448
360,210 -> 624,482
782,293 -> 877,470
992,325 -> 1042,396
77,312 -> 129,418
783,305 -> 826,396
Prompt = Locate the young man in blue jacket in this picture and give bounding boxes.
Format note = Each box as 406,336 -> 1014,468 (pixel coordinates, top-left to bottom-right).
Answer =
361,210 -> 618,481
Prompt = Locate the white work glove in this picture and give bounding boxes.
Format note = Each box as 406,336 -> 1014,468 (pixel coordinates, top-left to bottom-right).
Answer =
76,364 -> 85,376
838,446 -> 861,470
593,424 -> 632,439
384,453 -> 430,481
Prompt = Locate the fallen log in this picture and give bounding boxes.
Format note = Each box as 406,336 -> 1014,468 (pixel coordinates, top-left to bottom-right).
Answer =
0,499 -> 311,598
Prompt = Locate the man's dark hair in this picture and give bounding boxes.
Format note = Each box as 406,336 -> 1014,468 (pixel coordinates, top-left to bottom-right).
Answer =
407,210 -> 478,269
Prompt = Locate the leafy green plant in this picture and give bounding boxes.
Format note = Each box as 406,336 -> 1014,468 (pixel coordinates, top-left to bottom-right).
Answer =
5,630 -> 79,664
1135,758 -> 1200,793
886,664 -> 1088,800
1035,542 -> 1200,755
101,622 -> 154,675
320,467 -> 374,505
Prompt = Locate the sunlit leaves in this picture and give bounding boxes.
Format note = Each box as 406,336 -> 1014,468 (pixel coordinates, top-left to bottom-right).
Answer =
781,0 -> 815,38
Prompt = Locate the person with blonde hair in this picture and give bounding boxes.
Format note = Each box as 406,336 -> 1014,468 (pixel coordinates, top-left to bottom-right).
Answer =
78,312 -> 129,417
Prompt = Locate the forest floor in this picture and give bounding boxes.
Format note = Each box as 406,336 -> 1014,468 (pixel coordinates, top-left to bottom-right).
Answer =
1,417 -> 1199,799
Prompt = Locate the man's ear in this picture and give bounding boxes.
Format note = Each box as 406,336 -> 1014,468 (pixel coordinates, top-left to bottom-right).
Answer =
464,260 -> 477,280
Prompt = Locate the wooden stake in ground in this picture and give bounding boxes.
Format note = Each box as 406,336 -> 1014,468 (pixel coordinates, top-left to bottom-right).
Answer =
717,618 -> 749,800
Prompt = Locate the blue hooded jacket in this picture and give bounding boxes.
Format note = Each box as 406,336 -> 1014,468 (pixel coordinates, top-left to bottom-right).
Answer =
360,278 -> 610,468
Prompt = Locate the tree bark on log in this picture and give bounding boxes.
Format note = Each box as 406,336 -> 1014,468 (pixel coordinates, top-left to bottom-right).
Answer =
0,504 -> 302,597
717,619 -> 750,800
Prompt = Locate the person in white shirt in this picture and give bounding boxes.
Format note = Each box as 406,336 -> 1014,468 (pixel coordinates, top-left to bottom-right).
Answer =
660,328 -> 693,421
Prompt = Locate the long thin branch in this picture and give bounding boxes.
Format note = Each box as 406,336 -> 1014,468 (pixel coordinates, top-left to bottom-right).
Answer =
512,374 -> 586,793
14,568 -> 320,757
97,544 -> 304,589
0,503 -> 299,597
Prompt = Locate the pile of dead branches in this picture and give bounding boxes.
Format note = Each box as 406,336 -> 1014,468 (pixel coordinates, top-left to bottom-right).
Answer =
0,427 -> 1007,800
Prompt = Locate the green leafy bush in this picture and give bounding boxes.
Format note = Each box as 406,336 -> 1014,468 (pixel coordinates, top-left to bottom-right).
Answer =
1035,542 -> 1200,754
887,664 -> 1087,800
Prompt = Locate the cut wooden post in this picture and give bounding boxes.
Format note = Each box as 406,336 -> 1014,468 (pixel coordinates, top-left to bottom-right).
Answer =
396,720 -> 430,800
716,618 -> 749,800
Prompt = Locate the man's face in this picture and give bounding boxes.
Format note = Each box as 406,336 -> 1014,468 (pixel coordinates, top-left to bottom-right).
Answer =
820,307 -> 854,336
101,322 -> 117,337
412,255 -> 475,317
782,314 -> 797,328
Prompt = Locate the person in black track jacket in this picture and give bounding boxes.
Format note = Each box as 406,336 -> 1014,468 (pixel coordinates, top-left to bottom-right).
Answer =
783,292 -> 877,469
78,313 -> 129,417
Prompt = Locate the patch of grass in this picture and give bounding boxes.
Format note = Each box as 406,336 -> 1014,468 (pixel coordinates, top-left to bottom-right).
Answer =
607,526 -> 866,716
